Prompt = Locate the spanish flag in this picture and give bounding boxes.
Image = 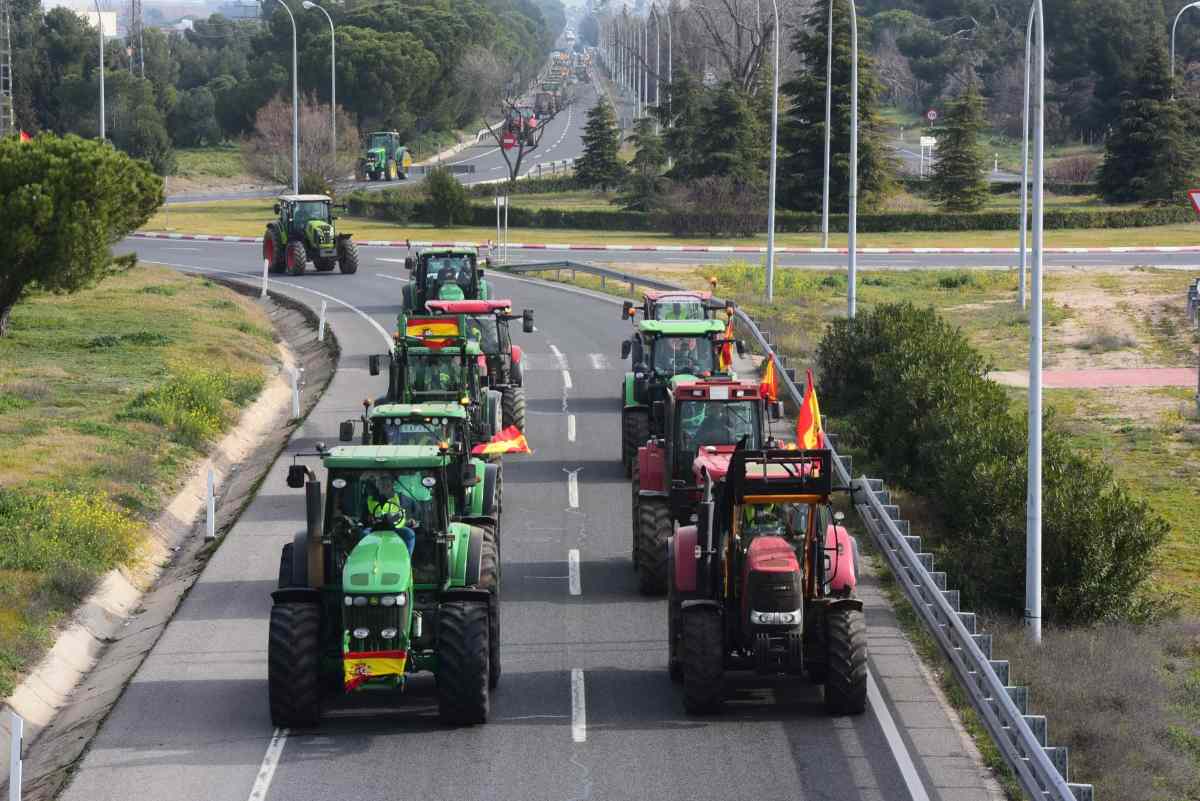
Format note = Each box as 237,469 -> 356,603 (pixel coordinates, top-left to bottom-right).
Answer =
761,355 -> 779,402
405,317 -> 460,339
344,650 -> 408,691
19,130 -> 31,142
718,318 -> 735,371
471,425 -> 531,455
796,368 -> 824,449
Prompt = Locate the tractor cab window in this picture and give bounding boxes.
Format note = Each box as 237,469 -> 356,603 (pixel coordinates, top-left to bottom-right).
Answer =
327,469 -> 444,560
654,301 -> 706,320
407,353 -> 463,396
378,418 -> 456,447
466,317 -> 500,354
369,133 -> 392,149
675,400 -> 761,469
652,336 -> 715,375
290,201 -> 329,226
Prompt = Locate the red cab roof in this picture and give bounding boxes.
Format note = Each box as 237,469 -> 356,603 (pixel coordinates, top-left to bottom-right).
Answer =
673,377 -> 763,400
426,300 -> 514,314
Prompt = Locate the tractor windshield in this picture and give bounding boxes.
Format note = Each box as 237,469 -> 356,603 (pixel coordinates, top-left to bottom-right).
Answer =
653,300 -> 706,320
465,317 -> 500,354
369,133 -> 392,149
675,400 -> 761,469
327,468 -> 444,544
652,336 -> 715,375
407,353 -> 464,397
377,418 -> 458,447
291,201 -> 329,225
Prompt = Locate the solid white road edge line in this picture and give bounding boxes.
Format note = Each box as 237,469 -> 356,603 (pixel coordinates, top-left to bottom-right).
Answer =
246,727 -> 288,801
868,670 -> 932,801
568,549 -> 581,596
571,669 -> 587,743
568,414 -> 576,443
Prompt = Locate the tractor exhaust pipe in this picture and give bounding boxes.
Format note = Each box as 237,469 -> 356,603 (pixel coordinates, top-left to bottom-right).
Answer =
305,480 -> 325,588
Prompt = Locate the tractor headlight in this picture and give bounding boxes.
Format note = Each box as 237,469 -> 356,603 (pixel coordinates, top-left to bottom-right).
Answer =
381,595 -> 395,607
344,596 -> 353,606
396,593 -> 407,607
352,596 -> 367,607
750,609 -> 802,626
380,628 -> 398,639
352,627 -> 370,639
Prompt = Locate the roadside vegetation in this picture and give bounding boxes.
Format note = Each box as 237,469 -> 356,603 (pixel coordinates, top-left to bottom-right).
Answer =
0,266 -> 276,697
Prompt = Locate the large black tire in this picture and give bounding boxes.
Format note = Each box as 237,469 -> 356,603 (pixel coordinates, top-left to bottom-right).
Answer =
823,606 -> 868,715
501,386 -> 527,432
285,240 -> 307,276
338,240 -> 359,274
268,602 -> 322,728
402,283 -> 414,313
437,601 -> 490,724
621,409 -> 649,477
277,543 -> 293,588
314,257 -> 337,272
681,607 -> 723,713
630,458 -> 641,567
667,543 -> 682,684
263,227 -> 285,274
475,530 -> 501,689
636,498 -> 671,596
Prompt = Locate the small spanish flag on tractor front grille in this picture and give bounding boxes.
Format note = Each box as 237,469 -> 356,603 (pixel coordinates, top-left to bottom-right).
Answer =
344,650 -> 408,691
796,368 -> 825,449
471,425 -> 532,455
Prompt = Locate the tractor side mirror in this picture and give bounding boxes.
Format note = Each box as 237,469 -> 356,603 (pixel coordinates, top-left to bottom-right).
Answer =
736,340 -> 746,357
621,339 -> 632,360
285,464 -> 308,489
522,310 -> 535,333
368,354 -> 382,376
273,203 -> 281,215
339,421 -> 355,442
622,300 -> 633,319
404,257 -> 415,271
770,401 -> 784,421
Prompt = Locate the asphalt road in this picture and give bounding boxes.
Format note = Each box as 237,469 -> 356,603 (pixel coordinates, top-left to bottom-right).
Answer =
560,249 -> 1200,269
166,83 -> 596,205
58,237 -> 922,801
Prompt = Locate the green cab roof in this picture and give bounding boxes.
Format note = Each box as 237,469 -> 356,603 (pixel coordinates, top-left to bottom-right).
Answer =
637,319 -> 726,336
370,403 -> 468,420
419,247 -> 477,257
323,445 -> 448,470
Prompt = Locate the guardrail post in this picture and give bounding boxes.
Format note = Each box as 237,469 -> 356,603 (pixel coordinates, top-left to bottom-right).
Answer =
600,274 -> 606,289
205,467 -> 217,541
9,710 -> 22,801
317,300 -> 328,342
260,258 -> 269,298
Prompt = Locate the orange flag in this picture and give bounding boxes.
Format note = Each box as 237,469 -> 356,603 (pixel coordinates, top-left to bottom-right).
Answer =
471,425 -> 532,455
18,130 -> 31,142
796,368 -> 824,449
718,317 -> 735,371
761,355 -> 779,402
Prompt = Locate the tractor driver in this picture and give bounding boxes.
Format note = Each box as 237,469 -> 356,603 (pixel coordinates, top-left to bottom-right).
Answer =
655,337 -> 712,375
412,356 -> 457,394
364,474 -> 434,556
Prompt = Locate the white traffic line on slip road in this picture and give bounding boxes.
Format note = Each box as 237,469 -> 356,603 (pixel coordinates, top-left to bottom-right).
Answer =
567,414 -> 576,442
568,549 -> 581,596
565,468 -> 580,509
549,343 -> 567,368
562,369 -> 573,390
246,727 -> 288,801
571,669 -> 587,743
867,671 -> 932,801
588,353 -> 610,370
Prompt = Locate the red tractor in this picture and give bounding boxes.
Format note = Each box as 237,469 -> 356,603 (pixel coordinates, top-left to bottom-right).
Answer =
632,376 -> 781,595
668,449 -> 867,715
504,107 -> 539,146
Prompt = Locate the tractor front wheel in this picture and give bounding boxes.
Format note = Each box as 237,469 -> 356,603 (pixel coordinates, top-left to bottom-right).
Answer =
636,498 -> 671,595
437,600 -> 490,724
501,386 -> 526,432
681,607 -> 723,713
621,409 -> 649,477
285,240 -> 307,276
338,240 -> 359,274
268,602 -> 322,727
823,606 -> 868,715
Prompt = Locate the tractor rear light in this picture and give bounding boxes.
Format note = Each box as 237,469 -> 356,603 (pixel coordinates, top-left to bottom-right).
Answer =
352,627 -> 370,639
380,628 -> 398,640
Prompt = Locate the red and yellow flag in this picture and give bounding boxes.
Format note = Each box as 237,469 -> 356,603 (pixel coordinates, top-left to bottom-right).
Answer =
796,368 -> 824,449
761,355 -> 779,402
18,130 -> 31,142
471,425 -> 531,455
344,650 -> 407,691
718,318 -> 735,371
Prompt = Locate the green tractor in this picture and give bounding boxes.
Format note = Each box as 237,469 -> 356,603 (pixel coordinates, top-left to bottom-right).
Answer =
268,443 -> 500,727
360,131 -> 412,181
262,194 -> 359,276
619,318 -> 741,476
401,248 -> 492,312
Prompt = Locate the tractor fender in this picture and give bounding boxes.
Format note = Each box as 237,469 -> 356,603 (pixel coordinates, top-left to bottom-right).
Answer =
481,463 -> 500,518
271,587 -> 321,605
622,373 -> 636,406
824,525 -> 858,593
463,527 -> 485,586
637,442 -> 667,493
680,599 -> 721,613
440,587 -> 492,608
826,597 -> 865,614
673,524 -> 699,593
290,529 -> 309,588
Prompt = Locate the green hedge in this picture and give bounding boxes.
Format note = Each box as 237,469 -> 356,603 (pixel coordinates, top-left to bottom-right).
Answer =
466,175 -> 581,197
900,177 -> 1098,196
816,303 -> 1168,624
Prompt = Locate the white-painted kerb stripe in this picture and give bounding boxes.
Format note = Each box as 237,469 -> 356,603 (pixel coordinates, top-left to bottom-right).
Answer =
568,549 -> 581,595
571,669 -> 587,743
246,727 -> 288,801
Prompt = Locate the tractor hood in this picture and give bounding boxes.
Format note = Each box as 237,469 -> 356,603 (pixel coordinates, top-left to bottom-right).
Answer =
306,219 -> 335,247
343,530 -> 412,593
365,147 -> 386,163
693,444 -> 737,483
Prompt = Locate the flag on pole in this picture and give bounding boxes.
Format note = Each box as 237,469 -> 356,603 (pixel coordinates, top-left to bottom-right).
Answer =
761,355 -> 779,402
19,130 -> 31,142
718,317 -> 735,371
471,425 -> 532,455
796,368 -> 825,449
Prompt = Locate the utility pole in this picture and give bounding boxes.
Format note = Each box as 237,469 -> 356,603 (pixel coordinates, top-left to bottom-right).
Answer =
0,0 -> 13,139
128,0 -> 144,77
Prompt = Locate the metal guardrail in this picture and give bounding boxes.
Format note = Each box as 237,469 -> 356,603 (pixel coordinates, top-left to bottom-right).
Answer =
1188,277 -> 1198,329
503,257 -> 1094,801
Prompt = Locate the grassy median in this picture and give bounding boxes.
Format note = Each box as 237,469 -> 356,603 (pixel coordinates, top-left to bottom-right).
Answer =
0,265 -> 277,696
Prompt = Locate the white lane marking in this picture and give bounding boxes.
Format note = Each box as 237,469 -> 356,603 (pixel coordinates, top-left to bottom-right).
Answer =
165,246 -> 202,251
549,343 -> 567,368
868,671 -> 932,801
565,468 -> 580,508
562,369 -> 573,389
246,727 -> 288,801
571,668 -> 587,743
568,549 -> 581,595
567,414 -> 576,442
588,353 -> 610,370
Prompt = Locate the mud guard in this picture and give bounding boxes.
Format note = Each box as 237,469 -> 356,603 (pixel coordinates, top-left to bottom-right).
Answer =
463,528 -> 485,586
637,442 -> 667,494
623,373 -> 636,406
481,464 -> 500,517
441,587 -> 492,607
673,525 -> 699,593
824,525 -> 858,593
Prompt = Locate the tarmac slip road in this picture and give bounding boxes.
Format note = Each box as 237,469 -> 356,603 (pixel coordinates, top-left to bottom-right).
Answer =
60,237 -> 931,801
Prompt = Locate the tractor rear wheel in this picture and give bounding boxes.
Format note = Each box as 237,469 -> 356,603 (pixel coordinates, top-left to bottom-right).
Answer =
436,600 -> 490,724
621,409 -> 649,477
263,229 -> 284,274
636,498 -> 671,596
630,458 -> 641,567
314,257 -> 337,272
338,240 -> 359,274
681,607 -> 723,713
268,602 -> 322,728
823,606 -> 868,715
285,240 -> 307,276
501,386 -> 526,432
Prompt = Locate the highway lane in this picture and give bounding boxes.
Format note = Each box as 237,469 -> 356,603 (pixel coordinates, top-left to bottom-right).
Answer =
59,237 -> 919,801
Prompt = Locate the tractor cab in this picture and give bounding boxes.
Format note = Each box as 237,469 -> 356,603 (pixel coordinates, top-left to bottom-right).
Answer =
274,194 -> 333,239
622,290 -> 735,322
401,248 -> 491,312
668,449 -> 866,715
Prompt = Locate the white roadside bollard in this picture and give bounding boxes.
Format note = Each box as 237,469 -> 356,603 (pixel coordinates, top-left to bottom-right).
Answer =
289,367 -> 302,419
9,710 -> 22,801
260,258 -> 269,299
318,300 -> 328,342
205,468 -> 216,542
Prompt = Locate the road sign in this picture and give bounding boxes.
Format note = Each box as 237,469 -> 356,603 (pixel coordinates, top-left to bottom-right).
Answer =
919,136 -> 937,147
926,109 -> 938,123
1189,189 -> 1200,216
502,132 -> 517,150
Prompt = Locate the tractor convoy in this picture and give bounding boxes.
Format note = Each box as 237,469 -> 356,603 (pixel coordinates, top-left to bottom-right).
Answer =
267,274 -> 868,729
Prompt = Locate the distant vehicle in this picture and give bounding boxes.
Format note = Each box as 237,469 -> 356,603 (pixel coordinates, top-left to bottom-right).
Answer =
360,131 -> 411,181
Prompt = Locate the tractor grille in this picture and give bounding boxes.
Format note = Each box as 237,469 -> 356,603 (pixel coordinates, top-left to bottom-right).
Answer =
344,600 -> 402,653
747,570 -> 802,614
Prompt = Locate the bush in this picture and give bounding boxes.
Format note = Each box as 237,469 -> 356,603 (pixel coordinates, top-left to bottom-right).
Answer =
123,368 -> 263,448
658,177 -> 766,237
817,303 -> 1169,623
0,488 -> 141,574
1047,154 -> 1100,183
425,166 -> 471,227
466,175 -> 580,197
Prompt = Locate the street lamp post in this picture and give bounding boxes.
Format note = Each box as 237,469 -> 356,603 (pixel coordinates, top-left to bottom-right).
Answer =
1171,1 -> 1200,100
1019,2 -> 1034,309
303,1 -> 336,179
264,0 -> 299,194
847,0 -> 859,319
94,0 -> 105,140
764,0 -> 781,302
820,0 -> 833,249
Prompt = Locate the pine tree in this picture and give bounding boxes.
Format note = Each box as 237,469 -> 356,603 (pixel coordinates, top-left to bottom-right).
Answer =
929,81 -> 989,212
576,99 -> 626,191
779,0 -> 895,212
618,116 -> 668,211
657,65 -> 706,181
691,83 -> 765,185
1098,44 -> 1200,204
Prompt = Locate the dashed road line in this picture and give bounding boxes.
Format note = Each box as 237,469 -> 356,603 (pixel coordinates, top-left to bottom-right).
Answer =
565,468 -> 580,508
568,549 -> 581,595
562,369 -> 573,389
567,414 -> 576,442
570,668 -> 587,743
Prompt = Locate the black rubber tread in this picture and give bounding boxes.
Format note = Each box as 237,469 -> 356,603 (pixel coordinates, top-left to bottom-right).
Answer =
495,464 -> 503,516
285,240 -> 306,276
636,498 -> 671,596
436,600 -> 490,724
475,531 -> 501,689
500,386 -> 527,432
267,602 -> 322,728
314,257 -> 337,272
338,240 -> 359,274
621,409 -> 649,477
823,606 -> 868,715
277,543 -> 293,589
263,226 -> 285,274
402,283 -> 414,313
681,607 -> 723,713
667,543 -> 682,684
630,458 -> 640,567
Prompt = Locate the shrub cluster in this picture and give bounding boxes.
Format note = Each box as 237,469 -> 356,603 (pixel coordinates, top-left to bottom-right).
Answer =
465,175 -> 580,197
124,368 -> 263,448
817,302 -> 1168,624
0,489 -> 141,574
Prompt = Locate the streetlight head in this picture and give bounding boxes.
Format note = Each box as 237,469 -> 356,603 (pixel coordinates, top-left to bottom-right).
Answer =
302,1 -> 316,8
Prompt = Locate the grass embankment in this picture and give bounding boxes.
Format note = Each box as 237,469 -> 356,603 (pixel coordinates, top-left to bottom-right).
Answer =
143,198 -> 1200,248
0,266 -> 276,697
174,145 -> 248,180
